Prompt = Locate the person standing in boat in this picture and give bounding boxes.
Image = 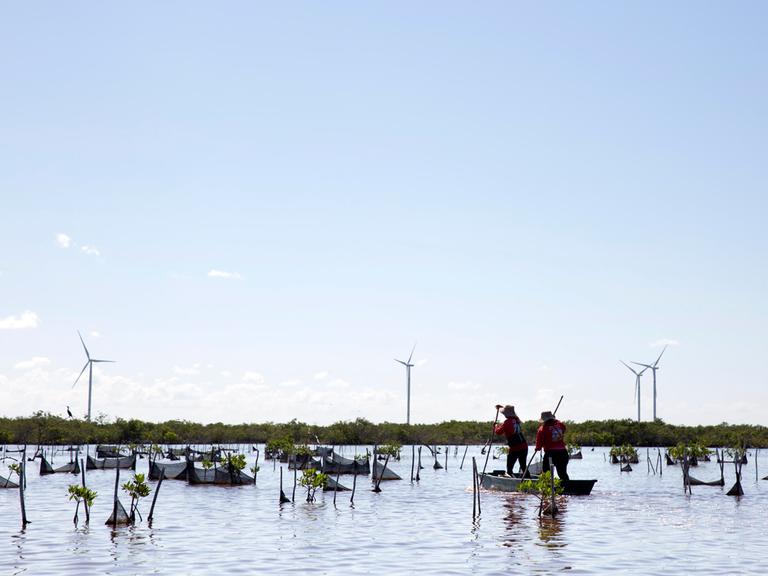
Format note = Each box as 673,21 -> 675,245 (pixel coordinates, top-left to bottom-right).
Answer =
494,405 -> 528,476
535,411 -> 569,480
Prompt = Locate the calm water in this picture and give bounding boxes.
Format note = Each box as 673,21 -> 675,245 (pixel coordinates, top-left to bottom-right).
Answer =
1,445 -> 767,575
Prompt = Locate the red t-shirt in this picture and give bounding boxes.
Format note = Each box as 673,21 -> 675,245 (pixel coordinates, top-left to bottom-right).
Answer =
494,416 -> 527,451
535,420 -> 566,451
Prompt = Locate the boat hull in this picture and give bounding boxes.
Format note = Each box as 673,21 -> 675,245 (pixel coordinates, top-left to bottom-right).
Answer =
480,473 -> 597,496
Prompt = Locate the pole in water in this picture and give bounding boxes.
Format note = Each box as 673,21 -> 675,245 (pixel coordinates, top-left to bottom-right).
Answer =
482,406 -> 502,475
460,445 -> 468,470
416,447 -> 421,481
350,471 -> 357,506
112,467 -> 120,528
445,448 -> 448,471
19,448 -> 28,527
148,470 -> 164,524
472,457 -> 477,519
410,445 -> 415,483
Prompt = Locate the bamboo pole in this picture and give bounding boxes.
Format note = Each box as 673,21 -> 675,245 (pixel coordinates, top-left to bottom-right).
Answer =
112,467 -> 120,528
81,459 -> 90,523
482,407 -> 501,475
416,447 -> 421,481
472,457 -> 477,519
549,457 -> 556,518
410,445 -> 415,483
460,445 -> 468,470
292,468 -> 297,502
19,447 -> 28,527
350,471 -> 357,506
445,448 -> 448,471
148,470 -> 164,524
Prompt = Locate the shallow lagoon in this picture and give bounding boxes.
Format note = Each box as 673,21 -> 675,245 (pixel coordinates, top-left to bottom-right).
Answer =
2,446 -> 767,575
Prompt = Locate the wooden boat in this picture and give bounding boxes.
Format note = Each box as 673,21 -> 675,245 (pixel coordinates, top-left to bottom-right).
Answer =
87,454 -> 136,470
480,471 -> 597,495
40,456 -> 80,475
0,475 -> 19,489
149,460 -> 188,480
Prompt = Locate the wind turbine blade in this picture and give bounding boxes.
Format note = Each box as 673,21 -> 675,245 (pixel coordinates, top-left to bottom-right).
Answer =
395,359 -> 407,366
631,361 -> 653,369
72,361 -> 89,388
91,359 -> 115,363
77,330 -> 90,360
620,360 -> 638,375
407,343 -> 416,364
653,345 -> 668,367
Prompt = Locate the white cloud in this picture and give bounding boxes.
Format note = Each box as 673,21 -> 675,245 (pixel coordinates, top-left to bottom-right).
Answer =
650,339 -> 680,348
243,372 -> 265,384
207,269 -> 241,279
14,356 -> 51,370
313,371 -> 329,380
0,311 -> 40,330
278,379 -> 301,388
80,245 -> 101,256
89,331 -> 101,339
326,378 -> 350,389
220,371 -> 232,377
447,380 -> 481,391
173,365 -> 200,376
56,233 -> 72,248
416,358 -> 428,367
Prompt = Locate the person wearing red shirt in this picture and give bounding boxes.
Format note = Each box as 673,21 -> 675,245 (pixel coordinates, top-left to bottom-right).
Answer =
494,404 -> 528,476
534,410 -> 569,480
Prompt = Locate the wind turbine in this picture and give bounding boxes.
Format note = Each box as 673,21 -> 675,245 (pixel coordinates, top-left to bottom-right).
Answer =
73,331 -> 115,421
620,360 -> 647,422
395,343 -> 416,425
632,345 -> 668,421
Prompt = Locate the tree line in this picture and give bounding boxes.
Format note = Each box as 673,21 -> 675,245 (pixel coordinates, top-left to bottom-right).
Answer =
1,412 -> 766,448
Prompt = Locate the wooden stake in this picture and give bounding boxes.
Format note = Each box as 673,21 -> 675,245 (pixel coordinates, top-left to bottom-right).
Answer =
112,467 -> 120,529
460,445 -> 468,470
410,445 -> 415,483
81,458 -> 90,523
19,447 -> 28,527
416,447 -> 421,481
350,471 -> 357,506
472,457 -> 477,519
148,470 -> 164,524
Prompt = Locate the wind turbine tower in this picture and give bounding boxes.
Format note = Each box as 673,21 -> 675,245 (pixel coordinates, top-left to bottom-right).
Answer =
73,331 -> 115,421
632,345 -> 668,421
620,360 -> 647,422
395,344 -> 416,425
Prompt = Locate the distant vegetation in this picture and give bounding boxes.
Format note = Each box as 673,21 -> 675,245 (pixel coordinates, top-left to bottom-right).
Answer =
1,412 -> 767,447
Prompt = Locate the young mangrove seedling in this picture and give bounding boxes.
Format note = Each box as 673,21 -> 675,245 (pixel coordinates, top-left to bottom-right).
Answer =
519,471 -> 564,517
68,484 -> 97,526
121,473 -> 151,524
299,468 -> 328,502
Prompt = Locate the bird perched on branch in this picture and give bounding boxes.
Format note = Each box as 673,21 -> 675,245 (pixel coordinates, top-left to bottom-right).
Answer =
66,406 -> 73,419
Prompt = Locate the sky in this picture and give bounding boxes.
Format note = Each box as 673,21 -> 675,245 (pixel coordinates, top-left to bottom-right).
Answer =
1,2 -> 767,426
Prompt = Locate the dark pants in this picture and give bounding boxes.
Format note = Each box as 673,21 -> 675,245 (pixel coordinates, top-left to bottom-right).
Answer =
542,449 -> 569,481
506,446 -> 528,476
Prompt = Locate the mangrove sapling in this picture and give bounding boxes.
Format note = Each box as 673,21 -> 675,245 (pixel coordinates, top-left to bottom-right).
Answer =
373,444 -> 400,492
520,471 -> 564,517
68,484 -> 97,526
121,473 -> 151,523
299,468 -> 328,503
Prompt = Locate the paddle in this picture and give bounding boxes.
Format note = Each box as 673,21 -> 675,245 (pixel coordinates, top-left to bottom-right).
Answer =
521,395 -> 564,479
481,405 -> 502,475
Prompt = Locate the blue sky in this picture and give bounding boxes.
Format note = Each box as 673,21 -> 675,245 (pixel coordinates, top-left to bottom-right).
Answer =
1,2 -> 766,425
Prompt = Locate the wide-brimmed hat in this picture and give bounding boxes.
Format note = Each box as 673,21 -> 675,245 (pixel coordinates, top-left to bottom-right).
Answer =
540,411 -> 556,423
501,405 -> 516,417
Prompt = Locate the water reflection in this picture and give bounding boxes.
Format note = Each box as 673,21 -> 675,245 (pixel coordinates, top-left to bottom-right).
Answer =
500,497 -> 526,550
